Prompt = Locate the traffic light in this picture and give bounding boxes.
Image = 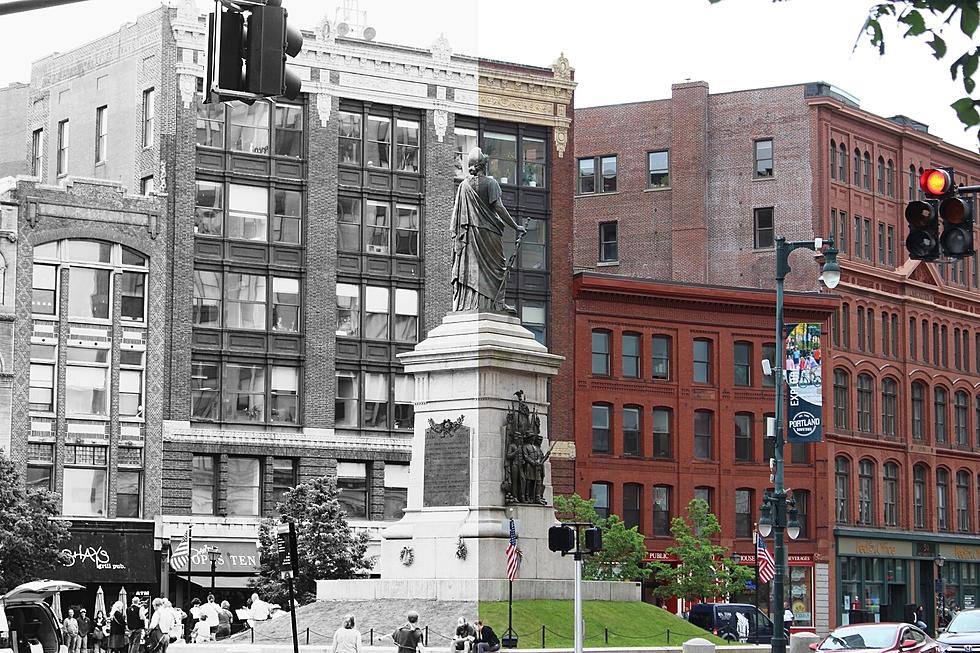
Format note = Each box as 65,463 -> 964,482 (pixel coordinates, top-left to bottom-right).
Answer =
205,0 -> 304,103
920,168 -> 954,198
940,193 -> 974,258
584,527 -> 603,553
905,167 -> 975,261
548,525 -> 574,554
905,198 -> 939,261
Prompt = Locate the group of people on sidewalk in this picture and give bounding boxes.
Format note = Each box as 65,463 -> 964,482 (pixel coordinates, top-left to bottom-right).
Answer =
330,612 -> 500,653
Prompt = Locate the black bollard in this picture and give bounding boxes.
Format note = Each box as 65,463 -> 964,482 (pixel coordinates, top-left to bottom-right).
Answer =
424,626 -> 428,646
305,628 -> 310,645
541,625 -> 545,648
370,629 -> 374,645
605,628 -> 608,644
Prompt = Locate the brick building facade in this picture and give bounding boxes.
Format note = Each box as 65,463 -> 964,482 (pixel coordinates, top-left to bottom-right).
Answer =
0,3 -> 575,604
574,80 -> 980,629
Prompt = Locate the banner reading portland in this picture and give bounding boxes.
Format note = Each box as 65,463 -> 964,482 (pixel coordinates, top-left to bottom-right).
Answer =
784,323 -> 823,443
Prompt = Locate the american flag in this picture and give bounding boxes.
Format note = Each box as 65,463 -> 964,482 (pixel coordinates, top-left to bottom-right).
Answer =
756,532 -> 775,584
169,526 -> 192,572
505,518 -> 521,582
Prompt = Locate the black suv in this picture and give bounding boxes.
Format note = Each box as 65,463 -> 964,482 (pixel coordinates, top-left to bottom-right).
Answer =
687,603 -> 776,644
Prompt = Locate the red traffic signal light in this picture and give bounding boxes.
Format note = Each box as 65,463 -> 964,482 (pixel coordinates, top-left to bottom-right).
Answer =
920,168 -> 954,198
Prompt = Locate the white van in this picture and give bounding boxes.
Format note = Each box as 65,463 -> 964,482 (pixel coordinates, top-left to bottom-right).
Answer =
0,581 -> 84,653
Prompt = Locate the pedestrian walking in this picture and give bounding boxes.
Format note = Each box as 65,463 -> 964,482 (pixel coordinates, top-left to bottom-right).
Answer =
63,609 -> 81,653
391,611 -> 425,653
148,598 -> 177,653
78,608 -> 92,653
107,602 -> 128,653
126,598 -> 145,653
91,611 -> 107,653
783,602 -> 795,632
332,614 -> 361,653
474,621 -> 499,653
215,602 -> 233,640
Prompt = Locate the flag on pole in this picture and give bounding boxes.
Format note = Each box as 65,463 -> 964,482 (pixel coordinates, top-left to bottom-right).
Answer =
756,532 -> 775,584
169,526 -> 192,572
505,518 -> 521,581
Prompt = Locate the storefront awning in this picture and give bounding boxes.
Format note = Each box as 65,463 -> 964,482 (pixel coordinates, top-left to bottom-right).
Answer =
169,539 -> 260,574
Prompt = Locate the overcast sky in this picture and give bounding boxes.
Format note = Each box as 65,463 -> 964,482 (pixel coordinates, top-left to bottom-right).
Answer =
1,0 -> 977,152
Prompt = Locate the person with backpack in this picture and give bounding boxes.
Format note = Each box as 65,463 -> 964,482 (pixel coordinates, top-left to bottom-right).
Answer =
391,611 -> 425,653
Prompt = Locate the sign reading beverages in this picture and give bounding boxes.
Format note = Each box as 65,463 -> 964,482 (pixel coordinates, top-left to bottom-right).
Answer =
785,322 -> 823,444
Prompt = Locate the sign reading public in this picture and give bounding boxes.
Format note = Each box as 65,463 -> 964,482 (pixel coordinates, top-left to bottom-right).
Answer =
784,322 -> 823,443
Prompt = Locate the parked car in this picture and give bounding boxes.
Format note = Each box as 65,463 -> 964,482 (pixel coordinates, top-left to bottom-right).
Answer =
0,580 -> 83,653
687,602 -> 777,643
811,622 -> 940,653
938,608 -> 980,652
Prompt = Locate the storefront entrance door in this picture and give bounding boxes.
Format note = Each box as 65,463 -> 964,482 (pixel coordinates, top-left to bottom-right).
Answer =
885,585 -> 907,622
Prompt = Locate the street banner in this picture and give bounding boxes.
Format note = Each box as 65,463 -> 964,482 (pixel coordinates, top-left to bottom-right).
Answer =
784,322 -> 823,443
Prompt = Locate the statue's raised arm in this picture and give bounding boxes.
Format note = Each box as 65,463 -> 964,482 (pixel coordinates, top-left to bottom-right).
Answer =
450,147 -> 527,313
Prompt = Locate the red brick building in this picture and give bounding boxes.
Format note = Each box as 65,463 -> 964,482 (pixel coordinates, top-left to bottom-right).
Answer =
573,80 -> 980,631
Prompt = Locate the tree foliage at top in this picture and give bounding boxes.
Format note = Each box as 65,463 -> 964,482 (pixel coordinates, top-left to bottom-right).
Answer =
553,493 -> 651,582
0,450 -> 71,593
250,475 -> 370,606
649,498 -> 753,603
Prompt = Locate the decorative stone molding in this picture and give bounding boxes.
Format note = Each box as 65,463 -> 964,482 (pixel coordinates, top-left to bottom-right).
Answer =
431,34 -> 452,63
552,52 -> 572,81
157,160 -> 168,194
433,109 -> 448,142
316,93 -> 332,125
479,94 -> 552,117
315,16 -> 336,43
554,126 -> 569,159
177,73 -> 198,109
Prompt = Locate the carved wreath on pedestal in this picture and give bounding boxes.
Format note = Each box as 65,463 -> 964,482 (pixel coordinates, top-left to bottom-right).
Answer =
456,537 -> 467,561
400,546 -> 414,567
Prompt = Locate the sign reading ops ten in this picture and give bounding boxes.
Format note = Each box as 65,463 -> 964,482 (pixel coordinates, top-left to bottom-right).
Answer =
784,322 -> 823,444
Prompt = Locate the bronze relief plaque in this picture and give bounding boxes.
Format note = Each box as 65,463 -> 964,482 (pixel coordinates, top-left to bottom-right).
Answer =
423,416 -> 470,507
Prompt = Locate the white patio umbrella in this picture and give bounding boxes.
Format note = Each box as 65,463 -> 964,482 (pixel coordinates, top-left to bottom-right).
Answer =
94,586 -> 106,617
117,586 -> 127,608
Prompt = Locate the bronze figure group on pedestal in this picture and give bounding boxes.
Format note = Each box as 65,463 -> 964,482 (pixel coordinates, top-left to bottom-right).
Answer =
502,390 -> 554,505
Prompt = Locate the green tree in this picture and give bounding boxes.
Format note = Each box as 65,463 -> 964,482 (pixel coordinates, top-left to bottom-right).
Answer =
553,494 -> 650,582
0,450 -> 71,593
250,475 -> 370,606
649,499 -> 753,603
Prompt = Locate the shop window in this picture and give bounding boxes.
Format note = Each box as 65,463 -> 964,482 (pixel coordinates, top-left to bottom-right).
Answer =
271,458 -> 297,512
883,462 -> 899,527
858,459 -> 875,526
835,457 -> 850,524
694,410 -> 713,460
652,485 -> 670,536
591,330 -> 611,376
394,374 -> 414,430
622,333 -> 640,378
592,403 -> 611,453
735,488 -> 753,538
229,102 -> 270,154
62,445 -> 108,517
648,150 -> 670,188
755,139 -> 773,177
335,371 -> 358,428
592,482 -> 610,520
652,408 -> 672,459
693,338 -> 712,384
623,406 -> 641,457
272,189 -> 302,244
623,483 -> 641,530
384,464 -> 410,520
734,412 -> 753,462
227,456 -> 262,516
734,341 -> 752,386
913,465 -> 927,529
274,105 -> 302,157
196,102 -> 224,148
363,372 -> 388,429
191,456 -> 217,515
652,335 -> 671,380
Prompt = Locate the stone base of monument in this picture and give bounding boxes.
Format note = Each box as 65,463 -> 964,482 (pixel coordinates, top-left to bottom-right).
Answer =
316,312 -> 640,602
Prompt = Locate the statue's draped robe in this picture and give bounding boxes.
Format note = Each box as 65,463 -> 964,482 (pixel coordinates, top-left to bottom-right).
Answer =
451,174 -> 507,311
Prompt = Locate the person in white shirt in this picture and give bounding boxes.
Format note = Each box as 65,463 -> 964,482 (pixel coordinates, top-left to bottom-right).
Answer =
332,614 -> 361,653
783,603 -> 795,631
247,593 -> 271,628
197,596 -> 221,641
148,598 -> 177,653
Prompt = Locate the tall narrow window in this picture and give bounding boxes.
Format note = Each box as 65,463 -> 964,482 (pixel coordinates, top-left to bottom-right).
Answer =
577,158 -> 595,194
877,156 -> 885,194
652,486 -> 671,536
363,372 -> 388,428
57,119 -> 68,175
735,489 -> 753,537
762,343 -> 776,387
599,221 -> 618,262
592,403 -> 611,453
857,373 -> 873,433
858,459 -> 875,525
839,210 -> 848,253
754,207 -> 775,248
887,159 -> 895,196
366,115 -> 391,168
395,119 -> 420,172
938,468 -> 950,531
836,457 -> 850,524
910,317 -> 917,360
734,341 -> 752,386
883,462 -> 899,527
622,333 -> 640,378
856,306 -> 865,350
652,335 -> 671,380
955,391 -> 969,446
274,105 -> 303,157
839,142 -> 846,180
652,408 -> 671,458
337,462 -> 368,519
273,189 -> 302,245
833,369 -> 850,430
622,406 -> 641,457
694,410 -> 713,460
791,490 -> 809,538
892,314 -> 900,357
591,330 -> 611,376
853,148 -> 861,185
600,155 -> 617,192
648,150 -> 669,188
842,303 -> 850,348
863,151 -> 872,190
887,225 -> 895,266
755,139 -> 773,177
693,338 -> 712,384
830,140 -> 837,180
734,412 -> 753,462
31,128 -> 43,176
591,482 -> 610,520
913,465 -> 926,529
191,454 -> 216,515
935,387 -> 948,444
881,378 -> 897,437
957,470 -> 970,532
94,106 -> 107,164
338,111 -> 362,165
623,484 -> 641,530
142,88 -> 155,147
911,381 -> 924,440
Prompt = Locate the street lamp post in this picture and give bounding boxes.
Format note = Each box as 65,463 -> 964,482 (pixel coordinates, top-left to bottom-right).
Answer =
762,236 -> 840,653
207,546 -> 222,595
936,554 -> 946,633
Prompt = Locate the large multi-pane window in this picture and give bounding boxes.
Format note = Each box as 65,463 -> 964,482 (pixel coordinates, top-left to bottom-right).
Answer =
191,361 -> 300,424
193,270 -> 301,333
62,445 -> 108,517
592,403 -> 611,453
196,100 -> 302,157
337,197 -> 419,257
652,486 -> 670,536
592,482 -> 610,519
694,410 -> 713,460
335,284 -> 418,343
735,489 -> 753,537
578,155 -> 617,194
883,462 -> 899,527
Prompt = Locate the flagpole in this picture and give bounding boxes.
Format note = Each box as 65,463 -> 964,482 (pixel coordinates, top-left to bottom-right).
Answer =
186,523 -> 193,640
754,528 -> 760,614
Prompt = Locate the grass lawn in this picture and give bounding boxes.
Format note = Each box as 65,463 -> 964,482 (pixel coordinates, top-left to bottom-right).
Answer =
479,600 -> 727,648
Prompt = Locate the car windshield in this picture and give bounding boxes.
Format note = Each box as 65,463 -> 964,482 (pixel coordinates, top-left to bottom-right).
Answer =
948,612 -> 980,633
819,626 -> 899,650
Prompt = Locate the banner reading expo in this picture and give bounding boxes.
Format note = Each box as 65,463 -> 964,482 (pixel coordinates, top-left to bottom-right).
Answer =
784,323 -> 823,443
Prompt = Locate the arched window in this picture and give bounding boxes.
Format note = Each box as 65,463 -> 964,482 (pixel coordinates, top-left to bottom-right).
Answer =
853,148 -> 861,185
591,403 -> 611,453
887,159 -> 895,197
830,139 -> 837,180
734,412 -> 753,462
881,378 -> 897,437
857,373 -> 873,433
955,391 -> 969,446
835,457 -> 850,524
911,382 -> 925,440
957,470 -> 971,532
877,156 -> 885,194
935,387 -> 949,444
914,465 -> 928,528
834,369 -> 850,430
918,166 -> 925,199
883,462 -> 899,527
858,459 -> 876,525
938,468 -> 950,531
591,329 -> 611,376
839,142 -> 847,180
909,164 -> 917,200
863,151 -> 872,190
